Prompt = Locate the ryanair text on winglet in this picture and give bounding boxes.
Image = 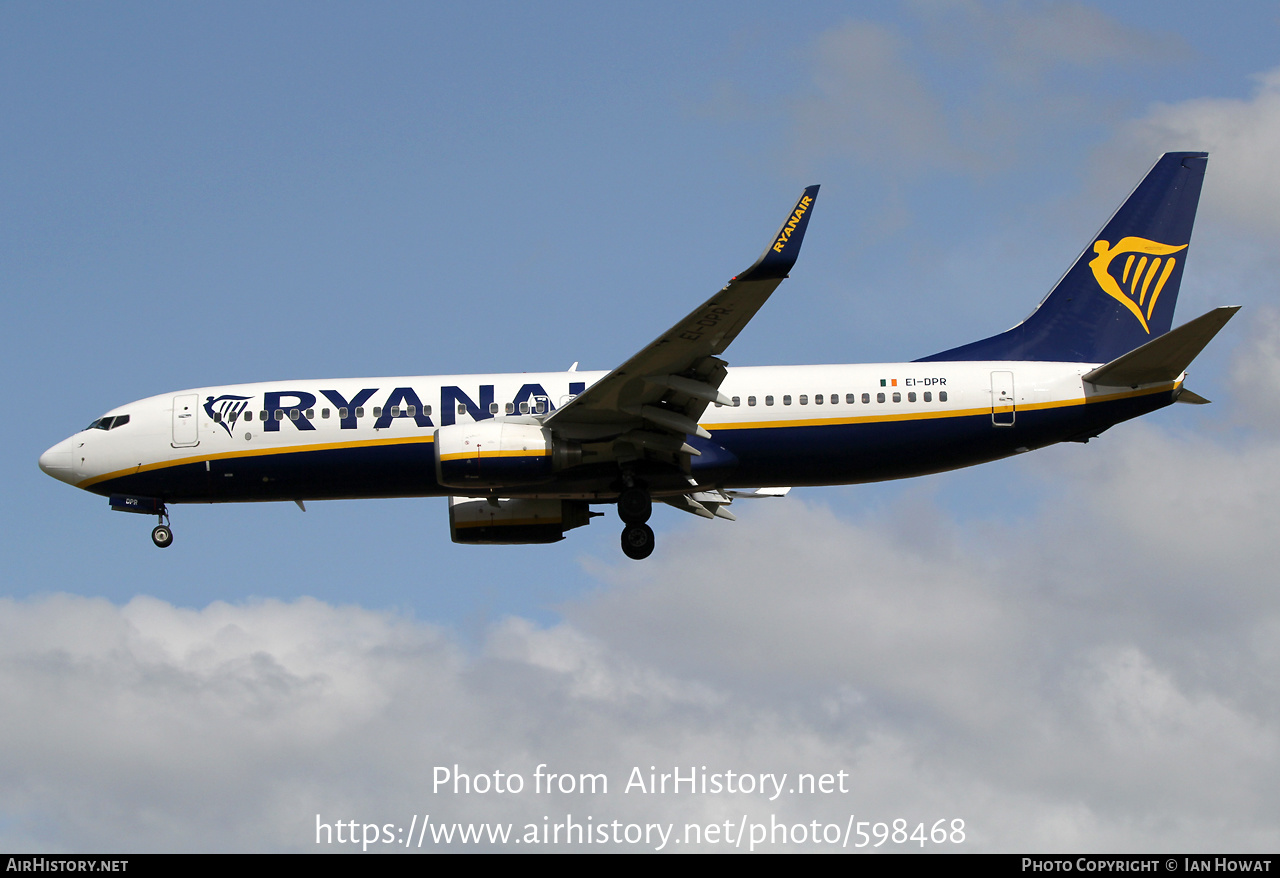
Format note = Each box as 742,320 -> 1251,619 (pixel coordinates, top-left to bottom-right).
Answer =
772,195 -> 814,253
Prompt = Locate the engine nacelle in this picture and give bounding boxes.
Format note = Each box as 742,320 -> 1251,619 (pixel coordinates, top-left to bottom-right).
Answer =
448,496 -> 592,545
435,422 -> 580,489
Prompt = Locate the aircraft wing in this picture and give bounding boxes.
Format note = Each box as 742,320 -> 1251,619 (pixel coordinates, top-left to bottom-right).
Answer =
544,185 -> 819,442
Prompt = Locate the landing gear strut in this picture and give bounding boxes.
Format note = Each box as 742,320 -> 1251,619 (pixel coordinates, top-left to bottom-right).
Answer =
617,484 -> 654,560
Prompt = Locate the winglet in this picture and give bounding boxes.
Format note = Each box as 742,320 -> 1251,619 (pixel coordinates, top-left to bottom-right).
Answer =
737,185 -> 820,282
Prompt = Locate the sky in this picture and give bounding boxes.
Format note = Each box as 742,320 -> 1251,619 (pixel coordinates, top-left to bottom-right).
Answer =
3,0 -> 1279,853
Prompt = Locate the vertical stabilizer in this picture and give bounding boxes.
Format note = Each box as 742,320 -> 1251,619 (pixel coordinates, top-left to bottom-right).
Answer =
919,152 -> 1208,363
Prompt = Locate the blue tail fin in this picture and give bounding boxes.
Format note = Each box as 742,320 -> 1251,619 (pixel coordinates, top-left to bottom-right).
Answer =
918,152 -> 1208,363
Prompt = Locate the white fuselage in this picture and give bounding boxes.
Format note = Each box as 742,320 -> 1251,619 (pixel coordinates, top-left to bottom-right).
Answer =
39,360 -> 1176,502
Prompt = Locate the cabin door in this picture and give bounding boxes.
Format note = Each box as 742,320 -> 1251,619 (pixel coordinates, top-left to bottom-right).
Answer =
172,394 -> 200,447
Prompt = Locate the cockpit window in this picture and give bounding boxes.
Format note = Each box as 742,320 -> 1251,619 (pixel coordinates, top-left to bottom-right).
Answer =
85,414 -> 130,431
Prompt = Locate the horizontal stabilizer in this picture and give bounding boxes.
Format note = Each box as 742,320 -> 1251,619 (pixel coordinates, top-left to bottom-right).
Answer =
1083,306 -> 1239,387
1176,389 -> 1211,404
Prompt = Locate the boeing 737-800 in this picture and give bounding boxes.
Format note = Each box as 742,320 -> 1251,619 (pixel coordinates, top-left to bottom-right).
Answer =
40,153 -> 1237,559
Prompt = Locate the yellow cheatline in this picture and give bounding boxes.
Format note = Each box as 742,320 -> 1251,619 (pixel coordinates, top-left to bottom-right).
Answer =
439,449 -> 550,462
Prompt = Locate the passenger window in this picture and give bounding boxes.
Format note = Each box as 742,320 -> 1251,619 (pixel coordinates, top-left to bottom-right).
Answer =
274,410 -> 284,421
407,405 -> 416,417
846,394 -> 855,404
373,407 -> 382,418
243,411 -> 253,422
260,411 -> 268,421
814,394 -> 823,405
876,393 -> 885,403
305,408 -> 314,418
488,403 -> 498,414
457,404 -> 467,415
535,399 -> 546,414
505,402 -> 515,414
747,396 -> 756,406
520,402 -> 530,414
290,409 -> 300,420
732,396 -> 740,407
939,391 -> 948,402
212,412 -> 221,423
355,407 -> 364,418
391,406 -> 401,417
338,407 -> 348,419
322,408 -> 330,419
799,395 -> 808,405
765,395 -> 774,406
783,395 -> 792,405
907,392 -> 916,403
424,406 -> 432,416
923,392 -> 931,402
862,393 -> 870,404
892,392 -> 901,403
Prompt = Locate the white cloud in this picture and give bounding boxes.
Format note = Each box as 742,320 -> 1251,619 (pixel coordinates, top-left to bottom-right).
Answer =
921,1 -> 1185,79
1121,68 -> 1280,236
790,20 -> 954,173
5,384 -> 1279,853
787,6 -> 1187,178
1231,307 -> 1280,430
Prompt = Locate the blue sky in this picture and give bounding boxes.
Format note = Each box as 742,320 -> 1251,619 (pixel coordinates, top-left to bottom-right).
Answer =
4,1 -> 1280,852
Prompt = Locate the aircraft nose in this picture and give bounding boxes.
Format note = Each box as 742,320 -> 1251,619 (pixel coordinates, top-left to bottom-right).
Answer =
39,438 -> 78,484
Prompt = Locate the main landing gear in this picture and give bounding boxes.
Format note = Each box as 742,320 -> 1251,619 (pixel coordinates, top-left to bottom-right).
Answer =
617,485 -> 654,560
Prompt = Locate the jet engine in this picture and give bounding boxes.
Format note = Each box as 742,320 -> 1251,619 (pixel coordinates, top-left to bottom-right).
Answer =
448,496 -> 593,545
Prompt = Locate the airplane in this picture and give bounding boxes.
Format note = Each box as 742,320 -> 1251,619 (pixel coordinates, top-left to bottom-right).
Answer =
39,152 -> 1237,560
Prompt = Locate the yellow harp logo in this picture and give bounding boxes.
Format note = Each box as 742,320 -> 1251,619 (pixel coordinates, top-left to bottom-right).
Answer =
1088,237 -> 1187,333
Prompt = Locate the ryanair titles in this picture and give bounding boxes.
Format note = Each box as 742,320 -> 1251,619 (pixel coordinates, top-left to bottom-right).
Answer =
204,381 -> 587,436
772,194 -> 814,253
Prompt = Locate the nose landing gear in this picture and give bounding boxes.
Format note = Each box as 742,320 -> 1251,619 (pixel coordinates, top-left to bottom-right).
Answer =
151,507 -> 174,548
109,495 -> 174,548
